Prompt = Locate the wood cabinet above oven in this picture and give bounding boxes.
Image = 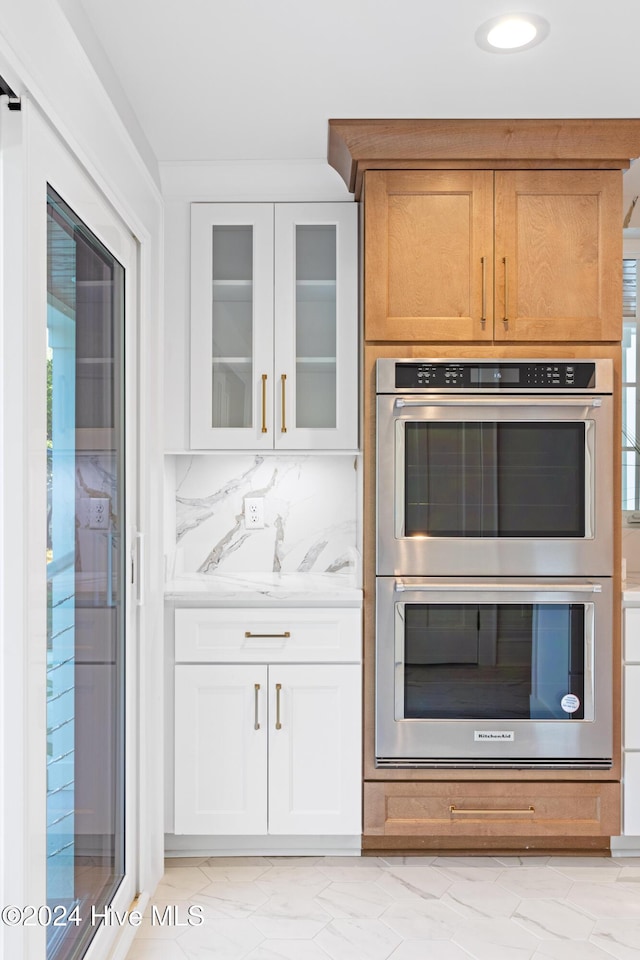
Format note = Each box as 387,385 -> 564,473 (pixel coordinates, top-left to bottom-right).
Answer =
364,168 -> 621,343
328,118 -> 640,345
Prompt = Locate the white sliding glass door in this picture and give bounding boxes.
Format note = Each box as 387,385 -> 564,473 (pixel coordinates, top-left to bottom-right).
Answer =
46,186 -> 129,960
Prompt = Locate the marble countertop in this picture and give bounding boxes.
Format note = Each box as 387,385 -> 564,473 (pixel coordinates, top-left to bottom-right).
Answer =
623,576 -> 640,601
167,572 -> 640,605
165,572 -> 363,607
165,573 -> 640,607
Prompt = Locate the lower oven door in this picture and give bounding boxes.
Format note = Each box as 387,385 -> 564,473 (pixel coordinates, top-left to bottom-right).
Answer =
375,577 -> 613,769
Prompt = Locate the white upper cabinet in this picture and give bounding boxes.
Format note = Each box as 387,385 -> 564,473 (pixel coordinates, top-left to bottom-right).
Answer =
190,202 -> 358,450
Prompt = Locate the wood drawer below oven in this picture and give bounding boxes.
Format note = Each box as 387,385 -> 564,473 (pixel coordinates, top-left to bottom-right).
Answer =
363,780 -> 620,853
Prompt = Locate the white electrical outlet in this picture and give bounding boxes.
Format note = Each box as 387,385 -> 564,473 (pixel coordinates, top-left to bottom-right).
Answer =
89,498 -> 109,529
244,497 -> 264,529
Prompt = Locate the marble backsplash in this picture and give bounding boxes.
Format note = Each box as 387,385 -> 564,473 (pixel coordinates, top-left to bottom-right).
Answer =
166,454 -> 360,579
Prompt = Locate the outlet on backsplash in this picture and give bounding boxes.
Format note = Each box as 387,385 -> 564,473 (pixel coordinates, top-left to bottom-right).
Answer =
89,498 -> 110,529
79,496 -> 111,530
244,497 -> 265,529
166,453 -> 362,580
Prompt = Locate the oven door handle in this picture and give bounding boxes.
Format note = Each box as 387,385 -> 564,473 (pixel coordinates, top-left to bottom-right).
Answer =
394,397 -> 603,409
394,579 -> 602,593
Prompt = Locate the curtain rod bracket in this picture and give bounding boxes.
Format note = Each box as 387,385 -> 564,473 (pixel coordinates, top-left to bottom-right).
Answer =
0,75 -> 21,111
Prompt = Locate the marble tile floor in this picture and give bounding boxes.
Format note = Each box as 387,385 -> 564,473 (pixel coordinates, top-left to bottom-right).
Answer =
124,855 -> 640,960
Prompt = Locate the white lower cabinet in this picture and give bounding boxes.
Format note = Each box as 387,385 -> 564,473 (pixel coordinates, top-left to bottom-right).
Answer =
174,607 -> 362,838
624,753 -> 640,835
623,607 -> 640,834
175,664 -> 268,835
267,664 -> 361,834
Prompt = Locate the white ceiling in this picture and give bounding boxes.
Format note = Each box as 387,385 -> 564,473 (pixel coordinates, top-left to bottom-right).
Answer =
74,0 -> 640,161
73,0 -> 640,209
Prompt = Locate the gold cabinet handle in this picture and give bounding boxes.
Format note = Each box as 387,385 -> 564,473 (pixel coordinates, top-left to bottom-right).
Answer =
275,683 -> 282,729
503,256 -> 509,329
480,256 -> 487,328
261,373 -> 268,433
254,683 -> 261,730
280,374 -> 287,433
245,631 -> 291,639
449,804 -> 535,816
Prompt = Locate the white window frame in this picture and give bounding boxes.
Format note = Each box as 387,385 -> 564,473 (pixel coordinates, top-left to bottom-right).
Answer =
623,245 -> 640,515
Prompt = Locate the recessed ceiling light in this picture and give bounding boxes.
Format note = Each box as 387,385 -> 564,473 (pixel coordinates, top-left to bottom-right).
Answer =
475,13 -> 550,53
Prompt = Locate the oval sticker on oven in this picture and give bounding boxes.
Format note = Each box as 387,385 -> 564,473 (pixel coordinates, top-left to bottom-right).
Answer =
561,694 -> 581,714
474,731 -> 515,741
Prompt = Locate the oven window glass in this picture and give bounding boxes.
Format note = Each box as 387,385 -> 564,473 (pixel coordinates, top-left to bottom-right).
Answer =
402,603 -> 585,721
404,422 -> 585,537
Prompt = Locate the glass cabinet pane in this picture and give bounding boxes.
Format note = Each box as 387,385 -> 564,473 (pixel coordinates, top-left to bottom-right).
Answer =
295,224 -> 337,429
211,225 -> 253,428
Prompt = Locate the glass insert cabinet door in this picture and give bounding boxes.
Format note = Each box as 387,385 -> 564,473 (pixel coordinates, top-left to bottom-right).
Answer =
46,187 -> 126,960
190,202 -> 357,450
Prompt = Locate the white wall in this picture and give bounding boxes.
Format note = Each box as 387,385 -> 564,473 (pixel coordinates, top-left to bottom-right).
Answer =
0,4 -> 164,958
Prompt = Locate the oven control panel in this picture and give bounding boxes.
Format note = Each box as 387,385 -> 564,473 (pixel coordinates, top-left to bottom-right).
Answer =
391,361 -> 597,391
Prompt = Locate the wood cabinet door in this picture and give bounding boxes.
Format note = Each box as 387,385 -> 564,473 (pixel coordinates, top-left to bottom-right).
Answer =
174,665 -> 268,834
268,664 -> 362,835
494,170 -> 622,342
364,170 -> 494,342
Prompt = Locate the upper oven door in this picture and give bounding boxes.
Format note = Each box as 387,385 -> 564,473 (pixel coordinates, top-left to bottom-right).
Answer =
376,392 -> 613,576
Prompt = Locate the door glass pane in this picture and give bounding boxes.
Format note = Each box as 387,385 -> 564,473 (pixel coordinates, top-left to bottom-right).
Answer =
404,421 -> 585,537
403,603 -> 586,721
211,225 -> 253,427
295,224 -> 336,428
46,187 -> 125,960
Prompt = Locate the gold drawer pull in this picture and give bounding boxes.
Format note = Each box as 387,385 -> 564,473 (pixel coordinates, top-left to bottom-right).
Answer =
275,683 -> 282,729
280,373 -> 287,433
261,373 -> 268,433
449,804 -> 535,816
254,683 -> 261,730
503,256 -> 509,329
245,631 -> 291,639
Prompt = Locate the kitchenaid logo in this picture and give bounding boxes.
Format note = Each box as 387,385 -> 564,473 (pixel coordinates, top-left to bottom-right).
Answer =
474,731 -> 515,741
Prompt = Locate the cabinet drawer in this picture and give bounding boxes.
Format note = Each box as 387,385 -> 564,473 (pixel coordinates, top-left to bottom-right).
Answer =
623,752 -> 640,834
625,608 -> 640,661
625,665 -> 640,750
175,607 -> 361,663
364,781 -> 620,841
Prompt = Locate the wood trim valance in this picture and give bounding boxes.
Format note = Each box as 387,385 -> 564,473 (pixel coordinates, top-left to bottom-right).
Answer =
328,119 -> 640,197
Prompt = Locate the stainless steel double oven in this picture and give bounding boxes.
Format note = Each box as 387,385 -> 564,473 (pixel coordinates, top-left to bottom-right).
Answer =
375,358 -> 614,769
